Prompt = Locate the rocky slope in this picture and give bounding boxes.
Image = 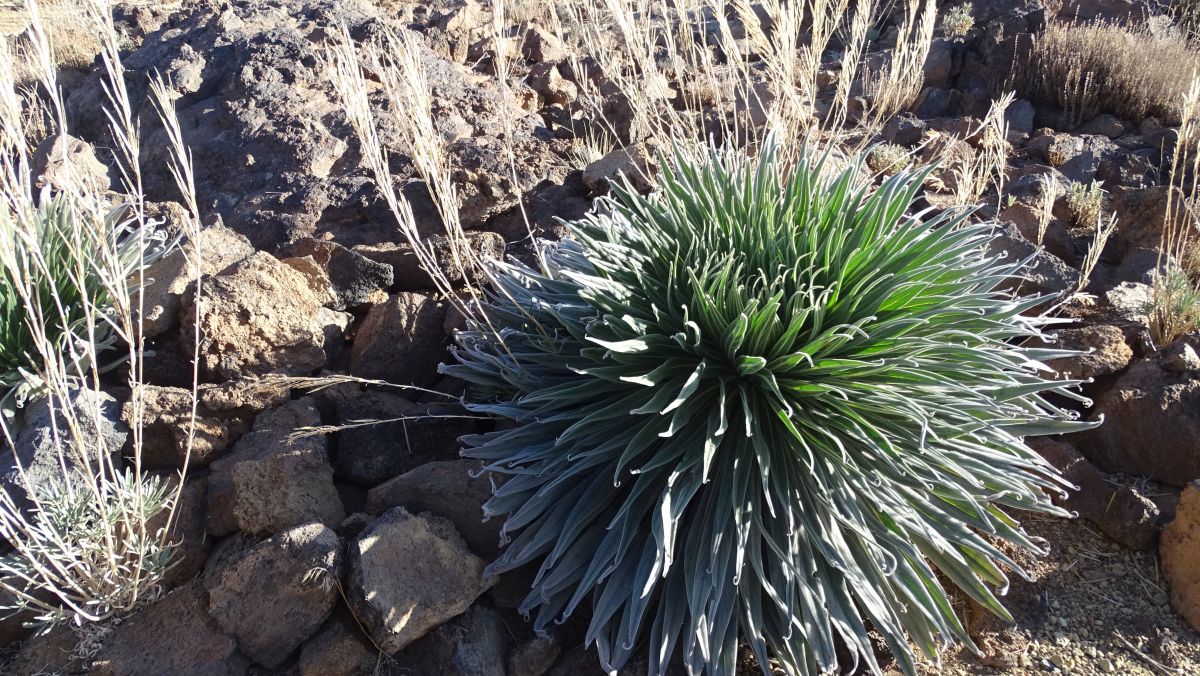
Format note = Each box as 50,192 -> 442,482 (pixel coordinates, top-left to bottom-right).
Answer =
2,0 -> 1200,674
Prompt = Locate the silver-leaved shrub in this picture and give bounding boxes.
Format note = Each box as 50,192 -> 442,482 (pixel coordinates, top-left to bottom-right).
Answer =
444,141 -> 1095,675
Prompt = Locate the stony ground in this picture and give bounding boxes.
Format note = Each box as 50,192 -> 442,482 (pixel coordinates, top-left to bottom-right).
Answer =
1,0 -> 1199,674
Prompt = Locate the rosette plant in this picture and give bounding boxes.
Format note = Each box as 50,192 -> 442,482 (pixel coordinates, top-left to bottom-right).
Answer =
443,140 -> 1095,675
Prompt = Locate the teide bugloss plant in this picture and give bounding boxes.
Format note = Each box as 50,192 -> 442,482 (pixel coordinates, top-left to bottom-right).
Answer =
443,141 -> 1096,675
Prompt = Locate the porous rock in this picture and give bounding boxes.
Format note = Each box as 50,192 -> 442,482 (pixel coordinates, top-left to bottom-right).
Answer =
92,582 -> 237,676
1162,482 -> 1200,632
278,238 -> 394,310
365,459 -> 499,556
139,223 -> 254,337
127,378 -> 290,470
350,291 -> 448,387
298,609 -> 379,676
1030,438 -> 1159,550
0,389 -> 127,510
204,523 -> 344,668
207,398 -> 345,537
330,388 -> 478,486
1079,361 -> 1200,485
182,251 -> 351,380
346,507 -> 495,654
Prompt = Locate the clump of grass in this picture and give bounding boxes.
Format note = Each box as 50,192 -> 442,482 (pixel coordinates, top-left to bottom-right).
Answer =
1065,180 -> 1105,228
1012,20 -> 1200,127
445,140 -> 1093,675
942,3 -> 975,40
1150,266 -> 1200,344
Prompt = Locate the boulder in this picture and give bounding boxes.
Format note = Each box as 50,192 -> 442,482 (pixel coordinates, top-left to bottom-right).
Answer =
1162,482 -> 1200,632
31,133 -> 110,191
1110,186 -> 1169,256
1079,361 -> 1200,485
127,378 -> 290,470
1029,438 -> 1159,550
152,476 -> 211,589
331,389 -> 477,486
204,523 -> 344,668
354,231 -> 505,292
985,222 -> 1079,297
67,0 -> 567,249
1162,341 -> 1200,374
582,143 -> 657,194
350,291 -> 449,387
365,459 -> 499,555
182,252 -> 351,381
207,398 -> 345,537
0,389 -> 127,510
298,610 -> 380,676
138,223 -> 255,338
1105,281 -> 1154,326
1040,324 -> 1132,381
278,238 -> 394,310
91,582 -> 238,676
395,604 -> 508,676
510,635 -> 562,676
346,508 -> 496,654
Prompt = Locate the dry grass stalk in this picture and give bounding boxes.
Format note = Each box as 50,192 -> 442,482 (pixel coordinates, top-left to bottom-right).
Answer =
944,92 -> 1013,207
1152,74 -> 1200,344
864,0 -> 937,129
0,0 -> 194,632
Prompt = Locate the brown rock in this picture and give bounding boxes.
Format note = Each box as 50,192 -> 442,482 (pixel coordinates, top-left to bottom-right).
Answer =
92,582 -> 237,676
298,610 -> 379,676
7,625 -> 88,674
151,476 -> 211,589
31,133 -> 110,191
1079,361 -> 1200,485
394,604 -> 508,675
138,223 -> 255,338
205,523 -> 344,668
1111,186 -> 1169,256
582,143 -> 657,194
350,292 -> 449,387
1162,482 -> 1200,631
1029,438 -> 1159,550
1041,324 -> 1132,381
365,459 -> 500,556
206,398 -> 345,537
182,252 -> 350,380
346,508 -> 496,654
354,231 -> 504,292
510,635 -> 562,676
278,238 -> 394,310
328,389 -> 476,486
128,379 -> 290,470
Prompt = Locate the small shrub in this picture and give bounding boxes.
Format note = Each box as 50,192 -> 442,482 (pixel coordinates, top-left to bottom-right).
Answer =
1065,180 -> 1105,228
1013,20 -> 1200,126
446,142 -> 1094,675
0,468 -> 174,630
942,3 -> 975,40
1151,266 -> 1200,345
866,142 -> 910,174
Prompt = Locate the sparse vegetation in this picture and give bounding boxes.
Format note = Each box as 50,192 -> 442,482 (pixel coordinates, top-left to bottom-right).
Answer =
0,4 -> 201,636
1014,20 -> 1200,126
1066,179 -> 1105,228
446,141 -> 1093,676
867,142 -> 910,174
1151,266 -> 1200,345
941,3 -> 975,40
